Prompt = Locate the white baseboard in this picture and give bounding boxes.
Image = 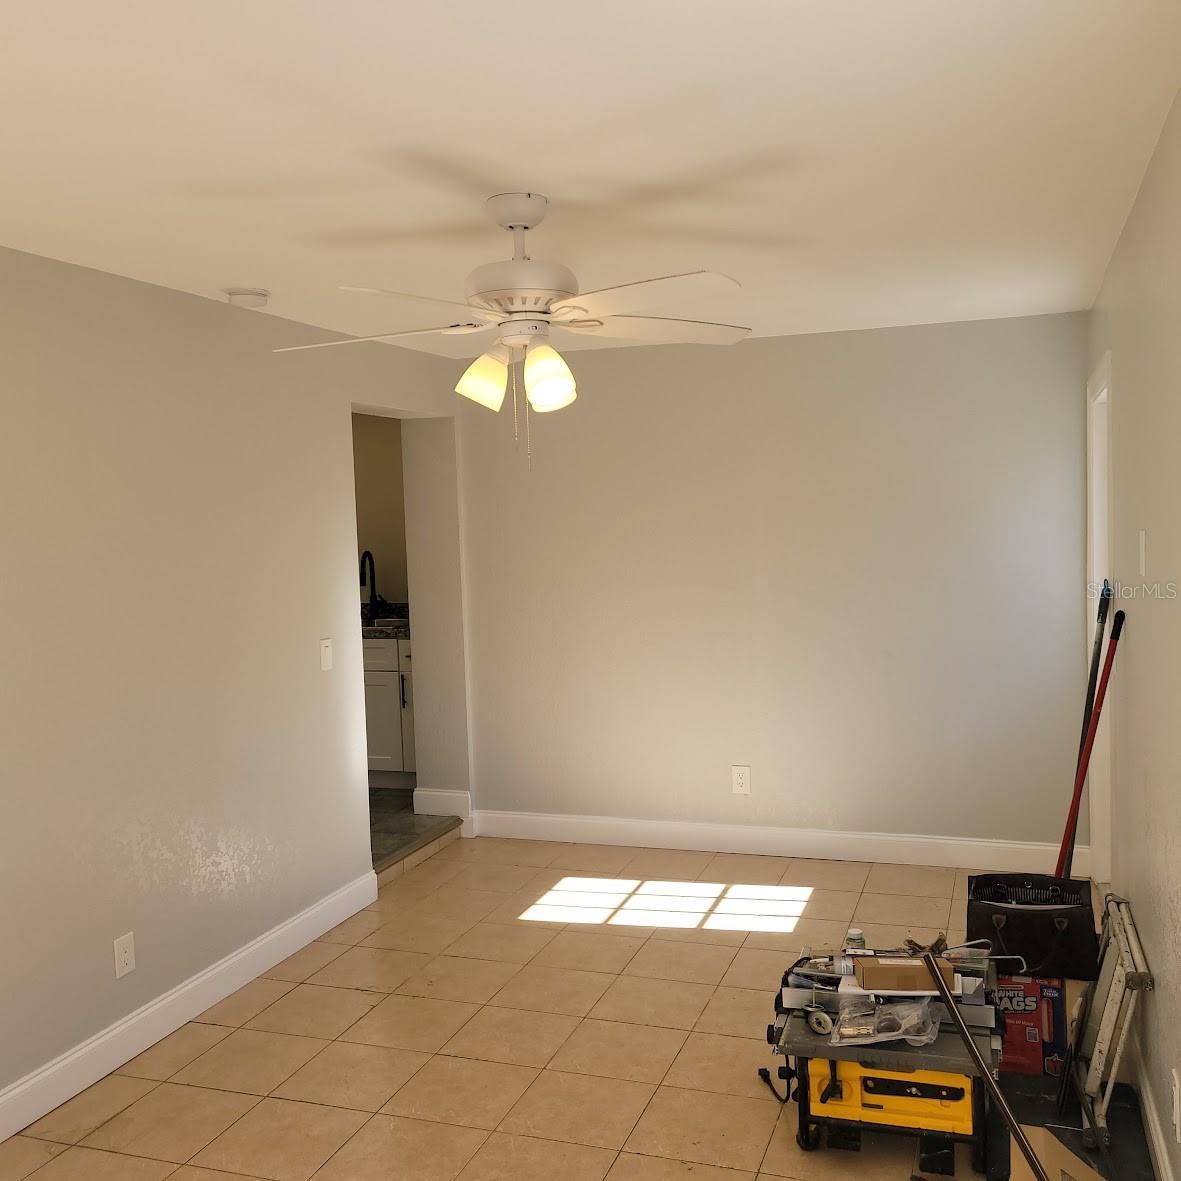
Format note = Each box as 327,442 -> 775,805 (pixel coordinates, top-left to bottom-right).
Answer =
1132,1031 -> 1177,1181
472,809 -> 1090,875
415,788 -> 474,837
0,870 -> 377,1142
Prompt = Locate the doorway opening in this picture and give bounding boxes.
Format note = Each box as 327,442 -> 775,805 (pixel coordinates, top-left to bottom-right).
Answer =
352,411 -> 460,871
1086,355 -> 1113,882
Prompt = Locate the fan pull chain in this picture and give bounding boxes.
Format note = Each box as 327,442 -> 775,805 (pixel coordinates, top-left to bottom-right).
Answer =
525,384 -> 533,471
511,353 -> 520,444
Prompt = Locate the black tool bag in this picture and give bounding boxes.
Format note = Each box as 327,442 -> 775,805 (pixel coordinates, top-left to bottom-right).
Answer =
967,874 -> 1099,980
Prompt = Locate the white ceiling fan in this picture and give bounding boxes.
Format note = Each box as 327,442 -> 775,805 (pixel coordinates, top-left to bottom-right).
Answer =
274,192 -> 751,414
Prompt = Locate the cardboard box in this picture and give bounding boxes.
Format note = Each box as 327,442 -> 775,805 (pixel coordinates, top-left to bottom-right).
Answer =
853,955 -> 954,993
1010,1125 -> 1103,1181
995,976 -> 1066,1076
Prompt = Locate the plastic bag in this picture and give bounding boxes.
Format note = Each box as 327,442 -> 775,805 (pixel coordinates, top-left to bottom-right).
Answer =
830,996 -> 938,1047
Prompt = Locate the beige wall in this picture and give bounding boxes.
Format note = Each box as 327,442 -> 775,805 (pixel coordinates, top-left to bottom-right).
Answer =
458,314 -> 1087,844
0,245 -> 454,1096
1088,88 -> 1181,1181
352,413 -> 409,604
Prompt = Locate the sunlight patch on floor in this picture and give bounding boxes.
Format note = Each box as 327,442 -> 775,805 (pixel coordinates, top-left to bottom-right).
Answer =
518,876 -> 813,932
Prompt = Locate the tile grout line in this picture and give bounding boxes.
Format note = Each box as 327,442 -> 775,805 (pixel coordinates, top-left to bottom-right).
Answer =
391,850 -> 706,1175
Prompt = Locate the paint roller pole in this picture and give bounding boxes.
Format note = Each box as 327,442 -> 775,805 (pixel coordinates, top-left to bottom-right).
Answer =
922,953 -> 1051,1181
1056,610 -> 1126,880
1063,581 -> 1112,874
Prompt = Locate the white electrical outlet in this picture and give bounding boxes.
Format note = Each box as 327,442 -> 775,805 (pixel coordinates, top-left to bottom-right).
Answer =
113,931 -> 136,979
319,638 -> 333,671
731,765 -> 751,795
1171,1067 -> 1180,1143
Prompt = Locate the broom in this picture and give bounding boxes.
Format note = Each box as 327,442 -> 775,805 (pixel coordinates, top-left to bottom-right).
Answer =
1056,610 -> 1125,879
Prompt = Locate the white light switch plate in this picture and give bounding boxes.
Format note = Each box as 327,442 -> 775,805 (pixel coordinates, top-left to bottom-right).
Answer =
319,638 -> 333,671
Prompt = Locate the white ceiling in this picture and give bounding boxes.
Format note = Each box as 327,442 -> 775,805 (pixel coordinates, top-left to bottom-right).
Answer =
2,2 -> 1179,357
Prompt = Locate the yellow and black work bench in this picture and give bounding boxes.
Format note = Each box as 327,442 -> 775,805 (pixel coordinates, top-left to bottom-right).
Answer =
767,988 -> 1010,1178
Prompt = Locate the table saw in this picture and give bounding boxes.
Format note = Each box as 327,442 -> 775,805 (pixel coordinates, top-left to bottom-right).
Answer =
766,968 -> 1011,1177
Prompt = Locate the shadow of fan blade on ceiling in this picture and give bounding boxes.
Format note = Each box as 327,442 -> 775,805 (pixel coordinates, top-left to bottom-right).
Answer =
300,219 -> 493,246
380,144 -> 806,211
595,148 -> 808,209
367,143 -> 806,238
377,147 -> 520,199
603,222 -> 798,248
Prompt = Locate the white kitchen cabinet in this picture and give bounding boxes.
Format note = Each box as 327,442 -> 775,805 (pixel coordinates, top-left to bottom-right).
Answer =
363,638 -> 398,671
396,638 -> 414,773
363,639 -> 403,771
364,671 -> 403,770
363,636 -> 417,772
399,668 -> 415,772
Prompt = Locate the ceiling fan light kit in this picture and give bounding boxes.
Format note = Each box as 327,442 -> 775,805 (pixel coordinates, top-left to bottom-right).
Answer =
275,191 -> 751,433
455,346 -> 510,412
455,339 -> 577,414
523,343 -> 577,412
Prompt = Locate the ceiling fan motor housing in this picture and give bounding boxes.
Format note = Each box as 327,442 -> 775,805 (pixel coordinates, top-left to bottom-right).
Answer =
485,192 -> 549,231
465,258 -> 578,319
497,317 -> 549,346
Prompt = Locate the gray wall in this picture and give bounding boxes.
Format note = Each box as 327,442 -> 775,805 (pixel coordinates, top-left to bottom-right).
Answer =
0,246 -> 453,1092
1088,88 -> 1181,1180
352,413 -> 409,603
458,314 -> 1087,843
403,417 -> 474,797
0,239 -> 1098,1124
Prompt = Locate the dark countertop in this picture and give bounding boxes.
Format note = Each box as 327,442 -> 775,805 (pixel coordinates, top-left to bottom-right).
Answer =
362,625 -> 409,639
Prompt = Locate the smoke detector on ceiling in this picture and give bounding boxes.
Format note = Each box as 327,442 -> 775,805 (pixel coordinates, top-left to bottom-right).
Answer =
224,288 -> 270,309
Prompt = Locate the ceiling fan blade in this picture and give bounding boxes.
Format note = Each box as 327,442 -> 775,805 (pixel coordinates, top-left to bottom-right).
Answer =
340,285 -> 502,322
551,270 -> 739,319
273,323 -> 491,354
559,314 -> 751,346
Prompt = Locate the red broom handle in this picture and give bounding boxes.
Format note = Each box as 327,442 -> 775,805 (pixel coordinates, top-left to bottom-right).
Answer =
1055,610 -> 1125,878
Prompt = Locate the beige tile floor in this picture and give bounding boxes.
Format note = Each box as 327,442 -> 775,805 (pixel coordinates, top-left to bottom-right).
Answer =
3,839 -> 978,1181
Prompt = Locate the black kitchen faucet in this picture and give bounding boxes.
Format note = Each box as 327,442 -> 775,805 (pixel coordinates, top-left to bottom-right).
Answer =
359,550 -> 378,614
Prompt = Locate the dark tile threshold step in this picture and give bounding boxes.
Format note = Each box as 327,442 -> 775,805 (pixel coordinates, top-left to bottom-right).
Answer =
372,813 -> 462,875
